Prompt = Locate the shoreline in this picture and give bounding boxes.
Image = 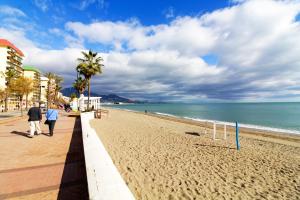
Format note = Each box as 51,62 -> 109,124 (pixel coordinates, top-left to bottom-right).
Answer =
105,106 -> 300,135
106,107 -> 300,147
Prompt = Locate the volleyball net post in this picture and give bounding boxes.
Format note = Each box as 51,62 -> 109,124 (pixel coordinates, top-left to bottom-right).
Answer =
212,121 -> 227,141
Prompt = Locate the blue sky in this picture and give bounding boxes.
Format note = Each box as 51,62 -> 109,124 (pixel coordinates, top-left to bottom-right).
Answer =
1,0 -> 300,102
0,0 -> 231,49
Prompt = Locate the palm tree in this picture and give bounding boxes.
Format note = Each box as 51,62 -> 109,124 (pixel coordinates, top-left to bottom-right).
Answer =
4,68 -> 19,112
73,76 -> 87,96
53,74 -> 63,103
77,50 -> 103,110
44,72 -> 55,109
10,77 -> 33,116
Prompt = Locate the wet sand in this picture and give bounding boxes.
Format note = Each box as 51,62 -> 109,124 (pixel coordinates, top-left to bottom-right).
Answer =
90,108 -> 300,200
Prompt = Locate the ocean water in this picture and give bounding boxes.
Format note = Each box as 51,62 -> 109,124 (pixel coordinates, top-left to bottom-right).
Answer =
105,102 -> 300,134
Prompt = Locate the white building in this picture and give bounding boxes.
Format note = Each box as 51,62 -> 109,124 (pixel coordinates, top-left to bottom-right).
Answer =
40,76 -> 49,103
0,39 -> 24,110
78,95 -> 101,111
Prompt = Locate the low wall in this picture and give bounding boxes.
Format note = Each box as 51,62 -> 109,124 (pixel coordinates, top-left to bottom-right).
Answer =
80,112 -> 135,200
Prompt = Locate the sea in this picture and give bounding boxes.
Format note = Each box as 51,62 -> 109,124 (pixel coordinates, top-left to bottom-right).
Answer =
104,102 -> 300,134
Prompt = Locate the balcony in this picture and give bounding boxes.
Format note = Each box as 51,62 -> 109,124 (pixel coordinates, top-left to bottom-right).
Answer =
7,56 -> 22,66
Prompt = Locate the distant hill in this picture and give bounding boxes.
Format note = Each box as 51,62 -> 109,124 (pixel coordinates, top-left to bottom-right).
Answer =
61,87 -> 134,103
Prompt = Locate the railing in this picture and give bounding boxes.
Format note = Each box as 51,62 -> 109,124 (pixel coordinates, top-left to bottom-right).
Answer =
80,112 -> 135,200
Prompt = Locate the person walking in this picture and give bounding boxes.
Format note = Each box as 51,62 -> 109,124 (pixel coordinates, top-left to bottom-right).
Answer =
27,102 -> 42,138
45,108 -> 58,136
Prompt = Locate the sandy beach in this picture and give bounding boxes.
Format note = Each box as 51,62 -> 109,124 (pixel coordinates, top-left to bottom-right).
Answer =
90,108 -> 300,200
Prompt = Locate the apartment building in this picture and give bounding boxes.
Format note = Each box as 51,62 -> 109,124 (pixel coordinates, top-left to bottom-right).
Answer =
23,66 -> 41,106
40,76 -> 48,103
0,39 -> 24,110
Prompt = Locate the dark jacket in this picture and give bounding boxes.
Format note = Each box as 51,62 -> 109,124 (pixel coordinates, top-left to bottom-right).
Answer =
28,107 -> 42,121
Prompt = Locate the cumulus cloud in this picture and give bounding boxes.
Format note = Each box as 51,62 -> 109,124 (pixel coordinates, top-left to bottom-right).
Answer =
66,0 -> 300,101
2,0 -> 300,102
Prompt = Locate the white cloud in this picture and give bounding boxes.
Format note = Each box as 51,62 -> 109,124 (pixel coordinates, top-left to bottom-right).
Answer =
33,0 -> 51,12
66,17 -> 217,56
66,19 -> 143,46
78,0 -> 107,10
0,5 -> 26,17
164,7 -> 175,19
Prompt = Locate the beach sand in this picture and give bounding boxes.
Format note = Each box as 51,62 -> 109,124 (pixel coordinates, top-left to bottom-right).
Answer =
90,108 -> 300,200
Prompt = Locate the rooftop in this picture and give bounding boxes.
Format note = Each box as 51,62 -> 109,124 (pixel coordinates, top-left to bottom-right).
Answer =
0,39 -> 24,57
23,65 -> 41,73
40,76 -> 49,81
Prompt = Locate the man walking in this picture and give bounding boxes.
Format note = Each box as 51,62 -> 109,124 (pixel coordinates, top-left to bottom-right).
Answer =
27,102 -> 42,138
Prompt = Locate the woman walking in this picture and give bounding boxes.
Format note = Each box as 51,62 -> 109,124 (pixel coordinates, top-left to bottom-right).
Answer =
45,108 -> 58,136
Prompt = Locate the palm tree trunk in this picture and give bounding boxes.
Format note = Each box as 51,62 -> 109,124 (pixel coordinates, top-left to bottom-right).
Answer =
5,95 -> 8,112
25,94 -> 28,110
87,78 -> 91,110
20,97 -> 23,116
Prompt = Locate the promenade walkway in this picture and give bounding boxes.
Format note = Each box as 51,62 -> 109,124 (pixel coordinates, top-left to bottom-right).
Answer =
0,111 -> 22,121
0,112 -> 88,200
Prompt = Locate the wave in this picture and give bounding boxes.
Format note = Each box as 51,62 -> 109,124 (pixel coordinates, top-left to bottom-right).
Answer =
183,117 -> 300,135
157,113 -> 300,135
154,112 -> 177,118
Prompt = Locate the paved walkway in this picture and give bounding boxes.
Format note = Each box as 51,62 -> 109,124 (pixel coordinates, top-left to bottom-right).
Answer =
0,111 -> 22,120
0,112 -> 88,200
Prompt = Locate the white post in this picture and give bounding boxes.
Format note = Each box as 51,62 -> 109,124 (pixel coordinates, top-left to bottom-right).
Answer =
213,122 -> 216,140
224,124 -> 227,140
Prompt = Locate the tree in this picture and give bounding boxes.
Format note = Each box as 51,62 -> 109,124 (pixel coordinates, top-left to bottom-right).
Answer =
0,89 -> 5,100
73,76 -> 87,97
77,50 -> 103,110
10,77 -> 34,116
53,74 -> 63,103
44,72 -> 55,109
4,68 -> 19,112
0,88 -> 5,110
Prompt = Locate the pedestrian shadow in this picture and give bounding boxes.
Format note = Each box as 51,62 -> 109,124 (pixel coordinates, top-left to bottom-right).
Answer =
41,132 -> 51,137
10,131 -> 30,138
185,131 -> 201,136
57,116 -> 88,200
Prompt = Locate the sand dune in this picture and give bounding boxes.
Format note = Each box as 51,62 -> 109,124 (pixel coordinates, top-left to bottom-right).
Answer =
90,108 -> 300,200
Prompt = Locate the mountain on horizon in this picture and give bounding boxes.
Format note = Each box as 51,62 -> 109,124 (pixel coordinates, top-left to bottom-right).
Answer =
61,87 -> 135,103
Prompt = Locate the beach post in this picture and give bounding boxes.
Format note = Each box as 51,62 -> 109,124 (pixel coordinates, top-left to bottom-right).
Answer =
213,122 -> 216,140
235,122 -> 240,150
224,124 -> 227,140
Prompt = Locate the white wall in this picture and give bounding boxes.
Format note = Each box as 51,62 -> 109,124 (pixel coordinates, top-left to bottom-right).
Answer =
81,112 -> 136,200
